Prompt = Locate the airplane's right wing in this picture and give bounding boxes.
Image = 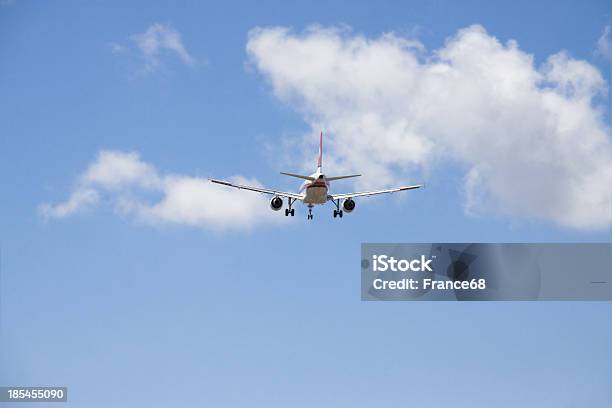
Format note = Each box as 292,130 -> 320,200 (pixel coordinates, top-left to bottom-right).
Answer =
209,178 -> 304,200
330,184 -> 422,200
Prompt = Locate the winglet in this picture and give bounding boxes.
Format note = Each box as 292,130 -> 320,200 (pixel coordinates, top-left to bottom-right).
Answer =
317,131 -> 323,171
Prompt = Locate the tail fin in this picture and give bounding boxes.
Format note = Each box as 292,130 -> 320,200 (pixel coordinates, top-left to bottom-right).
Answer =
317,131 -> 323,171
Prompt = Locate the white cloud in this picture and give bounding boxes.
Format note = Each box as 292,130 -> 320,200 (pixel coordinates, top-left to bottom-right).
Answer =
130,23 -> 194,70
111,23 -> 195,72
246,24 -> 612,230
39,188 -> 99,219
40,151 -> 283,230
81,151 -> 161,190
596,25 -> 612,60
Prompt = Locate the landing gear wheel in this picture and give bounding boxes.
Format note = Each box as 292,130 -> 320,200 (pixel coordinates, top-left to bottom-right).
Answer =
286,198 -> 296,217
339,210 -> 343,218
333,210 -> 338,218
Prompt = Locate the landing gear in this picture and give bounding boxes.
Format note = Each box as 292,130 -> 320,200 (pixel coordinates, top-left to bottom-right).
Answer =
332,199 -> 343,219
307,206 -> 313,220
285,198 -> 296,216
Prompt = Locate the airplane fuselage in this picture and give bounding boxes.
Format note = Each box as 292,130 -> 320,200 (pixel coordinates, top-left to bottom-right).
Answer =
300,172 -> 329,205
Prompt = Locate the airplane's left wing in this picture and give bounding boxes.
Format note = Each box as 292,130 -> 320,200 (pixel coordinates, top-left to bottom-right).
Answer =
330,184 -> 422,200
210,178 -> 304,200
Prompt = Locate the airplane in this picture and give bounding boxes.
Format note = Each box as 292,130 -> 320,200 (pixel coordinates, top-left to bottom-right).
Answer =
209,132 -> 422,220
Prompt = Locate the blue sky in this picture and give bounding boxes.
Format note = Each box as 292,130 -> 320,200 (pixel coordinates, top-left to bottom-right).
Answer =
1,0 -> 611,406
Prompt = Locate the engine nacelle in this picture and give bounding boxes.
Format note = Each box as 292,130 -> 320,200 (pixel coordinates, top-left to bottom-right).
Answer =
343,198 -> 355,213
270,196 -> 283,211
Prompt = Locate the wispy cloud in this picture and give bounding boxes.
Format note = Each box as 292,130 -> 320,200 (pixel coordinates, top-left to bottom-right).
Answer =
40,151 -> 284,230
111,23 -> 196,72
596,25 -> 612,60
108,42 -> 126,55
247,24 -> 612,230
131,23 -> 195,70
40,188 -> 99,219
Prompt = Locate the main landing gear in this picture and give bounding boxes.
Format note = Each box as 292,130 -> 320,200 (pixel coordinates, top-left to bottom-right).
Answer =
285,198 -> 296,217
307,206 -> 314,220
332,199 -> 343,218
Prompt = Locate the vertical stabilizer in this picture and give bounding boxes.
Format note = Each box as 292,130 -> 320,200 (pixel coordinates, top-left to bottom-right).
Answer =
317,131 -> 323,172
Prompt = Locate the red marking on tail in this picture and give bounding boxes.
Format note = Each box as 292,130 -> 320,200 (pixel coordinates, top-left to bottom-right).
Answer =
317,131 -> 323,169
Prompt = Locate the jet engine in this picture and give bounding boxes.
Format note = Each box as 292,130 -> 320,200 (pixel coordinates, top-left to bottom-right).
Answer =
270,196 -> 283,211
343,198 -> 355,213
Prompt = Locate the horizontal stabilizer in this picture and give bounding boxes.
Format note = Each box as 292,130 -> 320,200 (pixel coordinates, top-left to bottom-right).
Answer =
326,174 -> 362,181
280,172 -> 315,181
